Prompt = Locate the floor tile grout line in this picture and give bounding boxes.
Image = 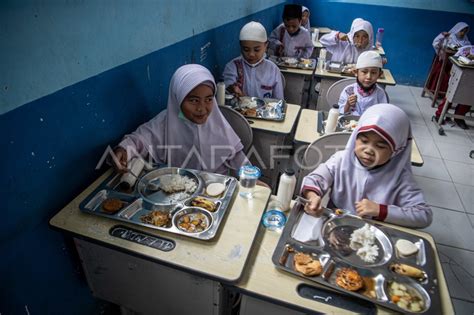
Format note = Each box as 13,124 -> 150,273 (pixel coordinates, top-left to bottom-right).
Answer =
451,297 -> 474,304
434,242 -> 474,253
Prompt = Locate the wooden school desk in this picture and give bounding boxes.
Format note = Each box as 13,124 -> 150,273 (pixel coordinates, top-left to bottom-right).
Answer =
247,103 -> 301,192
49,169 -> 272,314
434,56 -> 474,135
294,109 -> 423,166
231,206 -> 454,315
315,68 -> 396,111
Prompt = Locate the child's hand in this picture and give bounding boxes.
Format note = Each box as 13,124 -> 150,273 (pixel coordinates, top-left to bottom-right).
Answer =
338,32 -> 349,41
277,45 -> 285,56
347,94 -> 357,107
112,147 -> 128,172
355,198 -> 380,217
232,85 -> 244,97
303,191 -> 323,217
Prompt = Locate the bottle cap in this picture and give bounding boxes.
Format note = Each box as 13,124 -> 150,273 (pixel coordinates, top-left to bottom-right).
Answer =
239,165 -> 261,179
332,104 -> 339,109
378,28 -> 384,32
284,168 -> 295,176
262,210 -> 287,231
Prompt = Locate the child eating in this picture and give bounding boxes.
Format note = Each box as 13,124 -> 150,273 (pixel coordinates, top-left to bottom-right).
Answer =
269,4 -> 313,58
338,51 -> 387,115
301,104 -> 433,228
223,21 -> 284,99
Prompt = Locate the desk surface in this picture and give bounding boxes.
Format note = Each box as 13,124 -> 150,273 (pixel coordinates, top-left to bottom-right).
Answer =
449,56 -> 474,69
294,109 -> 424,166
315,68 -> 396,86
248,103 -> 301,134
236,207 -> 454,314
311,26 -> 332,34
49,170 -> 271,283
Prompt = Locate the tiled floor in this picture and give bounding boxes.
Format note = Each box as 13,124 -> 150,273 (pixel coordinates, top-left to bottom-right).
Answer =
386,85 -> 474,315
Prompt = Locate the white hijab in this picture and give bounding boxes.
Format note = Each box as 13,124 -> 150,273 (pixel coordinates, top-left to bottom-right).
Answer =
163,64 -> 243,172
326,104 -> 425,210
348,18 -> 374,49
448,22 -> 470,47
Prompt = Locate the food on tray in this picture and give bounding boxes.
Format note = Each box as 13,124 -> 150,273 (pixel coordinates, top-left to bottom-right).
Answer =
328,227 -> 352,256
190,196 -> 217,212
293,252 -> 322,276
240,107 -> 257,117
350,224 -> 379,263
300,58 -> 312,65
177,212 -> 209,233
395,239 -> 418,257
158,174 -> 197,194
206,182 -> 226,197
362,277 -> 376,298
334,208 -> 344,215
388,281 -> 425,312
390,263 -> 425,280
344,120 -> 358,131
284,57 -> 298,65
140,210 -> 170,227
101,198 -> 124,213
335,267 -> 364,291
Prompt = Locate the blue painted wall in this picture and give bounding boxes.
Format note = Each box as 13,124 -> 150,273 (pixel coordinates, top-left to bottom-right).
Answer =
303,0 -> 474,85
0,1 -> 284,313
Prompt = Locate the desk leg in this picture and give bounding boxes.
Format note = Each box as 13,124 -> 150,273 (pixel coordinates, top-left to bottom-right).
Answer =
433,101 -> 451,135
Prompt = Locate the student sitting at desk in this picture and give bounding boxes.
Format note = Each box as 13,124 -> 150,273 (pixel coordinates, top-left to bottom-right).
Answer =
111,64 -> 249,175
223,21 -> 284,99
268,4 -> 313,58
426,22 -> 471,98
320,18 -> 374,64
338,51 -> 387,115
301,6 -> 311,31
301,104 -> 433,228
433,45 -> 474,129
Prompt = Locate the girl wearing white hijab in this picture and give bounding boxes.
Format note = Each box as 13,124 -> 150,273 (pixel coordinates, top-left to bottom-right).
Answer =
114,64 -> 249,174
320,18 -> 375,64
301,104 -> 432,228
301,6 -> 311,31
426,22 -> 470,97
223,21 -> 284,99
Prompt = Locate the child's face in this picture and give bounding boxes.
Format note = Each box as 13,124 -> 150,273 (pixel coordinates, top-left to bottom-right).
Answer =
353,30 -> 369,49
302,11 -> 309,25
356,67 -> 382,88
240,40 -> 268,64
283,18 -> 301,34
181,84 -> 214,124
457,27 -> 469,38
354,131 -> 393,168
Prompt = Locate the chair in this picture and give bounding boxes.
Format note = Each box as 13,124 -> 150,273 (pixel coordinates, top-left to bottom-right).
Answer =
325,78 -> 390,109
218,105 -> 253,154
296,132 -> 351,193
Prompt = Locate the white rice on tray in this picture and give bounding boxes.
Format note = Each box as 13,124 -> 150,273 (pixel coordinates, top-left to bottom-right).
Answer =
350,223 -> 379,263
159,174 -> 197,194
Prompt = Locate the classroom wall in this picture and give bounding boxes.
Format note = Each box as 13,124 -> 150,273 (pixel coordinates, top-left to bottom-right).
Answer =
0,1 -> 285,313
302,0 -> 474,86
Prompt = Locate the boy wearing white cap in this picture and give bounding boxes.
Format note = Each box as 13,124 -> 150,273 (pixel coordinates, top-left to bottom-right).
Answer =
338,51 -> 387,115
223,21 -> 284,99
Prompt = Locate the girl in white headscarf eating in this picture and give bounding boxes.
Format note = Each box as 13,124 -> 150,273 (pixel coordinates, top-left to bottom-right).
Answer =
301,104 -> 433,228
113,64 -> 249,175
320,18 -> 375,64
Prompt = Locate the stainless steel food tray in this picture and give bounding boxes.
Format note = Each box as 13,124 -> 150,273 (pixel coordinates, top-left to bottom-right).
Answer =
79,167 -> 238,240
232,97 -> 287,122
276,57 -> 316,70
271,204 -> 441,314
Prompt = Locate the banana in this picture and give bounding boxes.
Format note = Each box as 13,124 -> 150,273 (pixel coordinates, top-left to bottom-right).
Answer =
390,263 -> 425,280
191,197 -> 216,212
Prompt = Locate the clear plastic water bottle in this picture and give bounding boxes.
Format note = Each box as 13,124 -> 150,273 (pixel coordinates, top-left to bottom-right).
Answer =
238,165 -> 261,199
376,28 -> 384,48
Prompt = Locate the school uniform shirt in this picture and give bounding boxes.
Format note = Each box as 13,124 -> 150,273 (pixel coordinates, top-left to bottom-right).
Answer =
119,64 -> 249,174
269,24 -> 314,58
301,104 -> 432,228
223,56 -> 284,99
320,19 -> 374,64
337,82 -> 387,116
432,22 -> 471,54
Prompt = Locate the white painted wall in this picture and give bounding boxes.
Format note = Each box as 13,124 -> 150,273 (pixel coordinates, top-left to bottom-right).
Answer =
0,0 -> 284,114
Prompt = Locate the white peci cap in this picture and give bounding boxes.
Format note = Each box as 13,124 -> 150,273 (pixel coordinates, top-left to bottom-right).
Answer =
356,51 -> 383,69
239,21 -> 267,42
